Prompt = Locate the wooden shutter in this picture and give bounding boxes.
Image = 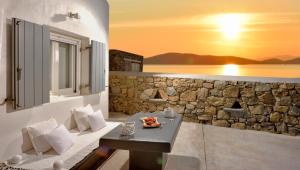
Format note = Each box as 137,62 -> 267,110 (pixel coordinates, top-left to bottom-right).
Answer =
12,18 -> 50,109
90,40 -> 106,94
42,25 -> 50,103
100,42 -> 106,92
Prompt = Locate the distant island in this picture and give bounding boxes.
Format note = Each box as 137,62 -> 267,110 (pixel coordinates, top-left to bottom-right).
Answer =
144,52 -> 300,65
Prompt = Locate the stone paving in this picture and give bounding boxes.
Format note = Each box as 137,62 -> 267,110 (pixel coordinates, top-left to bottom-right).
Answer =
100,113 -> 300,170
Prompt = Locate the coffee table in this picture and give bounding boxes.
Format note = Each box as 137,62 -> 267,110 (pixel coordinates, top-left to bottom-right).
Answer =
99,112 -> 182,170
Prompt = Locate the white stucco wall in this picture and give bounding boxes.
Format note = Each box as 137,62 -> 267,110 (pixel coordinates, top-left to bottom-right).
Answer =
0,0 -> 109,160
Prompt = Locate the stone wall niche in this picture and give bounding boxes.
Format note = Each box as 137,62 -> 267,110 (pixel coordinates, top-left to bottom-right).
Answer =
148,89 -> 167,103
224,101 -> 246,119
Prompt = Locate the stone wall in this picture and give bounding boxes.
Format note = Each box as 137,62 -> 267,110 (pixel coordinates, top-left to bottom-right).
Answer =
109,72 -> 300,136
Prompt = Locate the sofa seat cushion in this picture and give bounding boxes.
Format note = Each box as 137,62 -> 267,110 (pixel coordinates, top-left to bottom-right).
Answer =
10,122 -> 120,170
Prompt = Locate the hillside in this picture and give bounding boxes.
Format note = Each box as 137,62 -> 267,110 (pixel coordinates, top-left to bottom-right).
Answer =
261,58 -> 284,64
144,52 -> 300,65
285,58 -> 300,64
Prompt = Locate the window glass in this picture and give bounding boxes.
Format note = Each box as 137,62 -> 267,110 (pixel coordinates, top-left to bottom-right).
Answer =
58,43 -> 72,89
131,63 -> 140,72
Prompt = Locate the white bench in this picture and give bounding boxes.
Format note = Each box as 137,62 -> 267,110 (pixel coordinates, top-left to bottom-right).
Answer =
2,122 -> 120,170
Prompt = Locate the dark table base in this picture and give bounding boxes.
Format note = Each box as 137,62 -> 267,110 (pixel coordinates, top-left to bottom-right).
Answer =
129,150 -> 167,170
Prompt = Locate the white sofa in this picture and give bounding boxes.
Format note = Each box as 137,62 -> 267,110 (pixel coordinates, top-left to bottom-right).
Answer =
2,121 -> 120,170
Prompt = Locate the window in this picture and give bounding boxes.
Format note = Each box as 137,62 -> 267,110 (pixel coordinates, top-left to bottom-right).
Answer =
50,33 -> 81,96
131,63 -> 140,72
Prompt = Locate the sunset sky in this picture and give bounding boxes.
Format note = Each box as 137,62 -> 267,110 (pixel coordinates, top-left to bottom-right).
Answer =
108,0 -> 300,60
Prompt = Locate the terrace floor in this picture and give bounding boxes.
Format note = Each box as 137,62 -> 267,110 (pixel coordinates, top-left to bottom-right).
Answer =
99,112 -> 300,170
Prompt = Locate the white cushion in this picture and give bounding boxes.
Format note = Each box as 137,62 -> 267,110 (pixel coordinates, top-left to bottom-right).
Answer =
27,118 -> 58,153
44,125 -> 74,155
13,122 -> 121,170
88,110 -> 107,132
73,104 -> 94,132
21,128 -> 34,152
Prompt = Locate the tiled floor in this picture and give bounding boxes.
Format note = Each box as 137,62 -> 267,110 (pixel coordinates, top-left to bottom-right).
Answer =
100,112 -> 300,170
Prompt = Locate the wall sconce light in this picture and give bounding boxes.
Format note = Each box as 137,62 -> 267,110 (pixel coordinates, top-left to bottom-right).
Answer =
68,12 -> 80,19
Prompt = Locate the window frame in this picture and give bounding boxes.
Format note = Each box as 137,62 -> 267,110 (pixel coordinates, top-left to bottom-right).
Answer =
50,33 -> 81,96
124,58 -> 142,72
131,62 -> 141,72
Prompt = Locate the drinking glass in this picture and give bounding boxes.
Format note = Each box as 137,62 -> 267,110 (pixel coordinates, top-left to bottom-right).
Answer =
121,121 -> 135,136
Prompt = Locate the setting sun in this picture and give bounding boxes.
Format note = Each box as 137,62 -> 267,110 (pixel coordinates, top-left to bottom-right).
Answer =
216,14 -> 248,40
223,64 -> 239,76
